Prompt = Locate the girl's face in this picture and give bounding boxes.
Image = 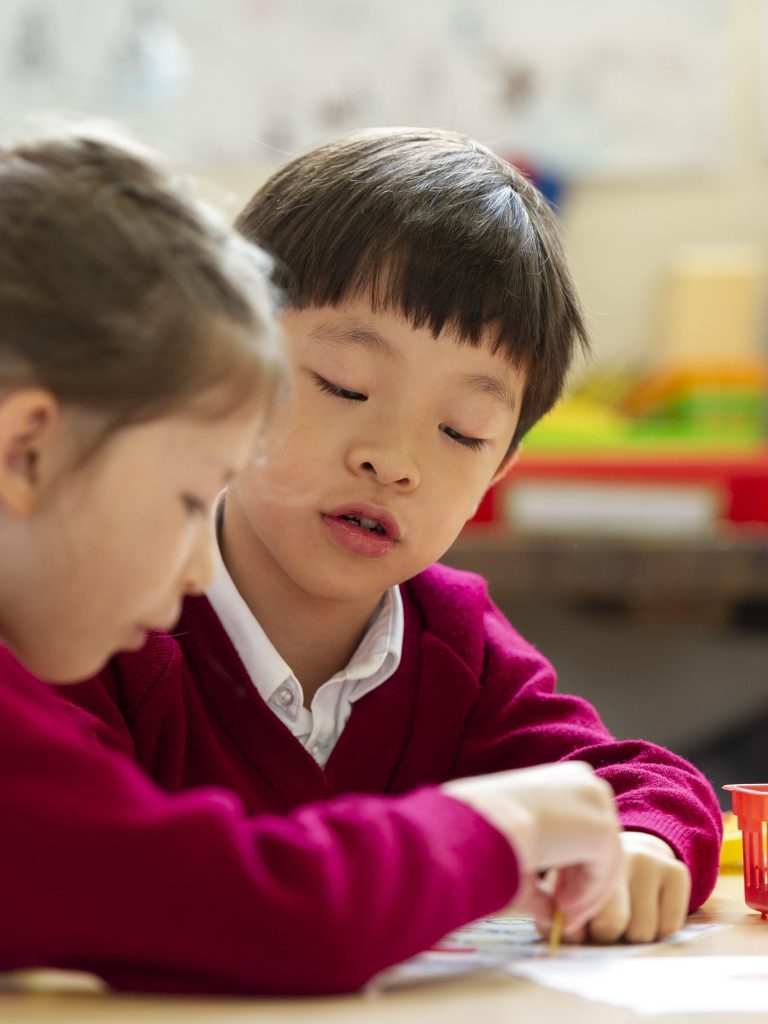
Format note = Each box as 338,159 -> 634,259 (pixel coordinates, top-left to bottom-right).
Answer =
0,404 -> 262,683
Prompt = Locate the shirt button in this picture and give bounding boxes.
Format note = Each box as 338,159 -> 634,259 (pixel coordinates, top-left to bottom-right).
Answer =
275,687 -> 294,708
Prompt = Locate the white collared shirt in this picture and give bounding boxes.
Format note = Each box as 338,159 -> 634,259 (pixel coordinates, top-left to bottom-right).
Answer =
206,554 -> 404,768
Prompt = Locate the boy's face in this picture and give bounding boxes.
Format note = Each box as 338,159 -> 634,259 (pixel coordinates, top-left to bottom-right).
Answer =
229,299 -> 524,605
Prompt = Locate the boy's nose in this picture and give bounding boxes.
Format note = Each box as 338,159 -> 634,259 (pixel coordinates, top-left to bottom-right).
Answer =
347,442 -> 420,490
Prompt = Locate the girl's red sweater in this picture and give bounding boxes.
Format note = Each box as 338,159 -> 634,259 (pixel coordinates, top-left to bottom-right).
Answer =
0,646 -> 519,995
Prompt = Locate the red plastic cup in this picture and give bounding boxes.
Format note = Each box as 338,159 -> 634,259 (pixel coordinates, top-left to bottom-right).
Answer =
724,783 -> 768,918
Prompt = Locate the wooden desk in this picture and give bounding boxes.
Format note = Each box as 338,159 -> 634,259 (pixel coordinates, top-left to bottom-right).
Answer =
1,874 -> 764,1024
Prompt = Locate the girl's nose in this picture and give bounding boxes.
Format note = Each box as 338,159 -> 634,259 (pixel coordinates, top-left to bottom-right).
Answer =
181,528 -> 217,596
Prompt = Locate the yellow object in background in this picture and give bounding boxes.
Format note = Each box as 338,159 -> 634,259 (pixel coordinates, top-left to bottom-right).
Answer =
720,811 -> 743,872
661,246 -> 765,366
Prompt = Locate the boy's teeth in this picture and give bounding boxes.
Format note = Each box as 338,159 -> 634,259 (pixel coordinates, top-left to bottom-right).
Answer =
340,513 -> 385,535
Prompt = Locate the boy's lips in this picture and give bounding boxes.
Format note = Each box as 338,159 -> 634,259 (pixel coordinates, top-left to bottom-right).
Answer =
324,503 -> 401,540
321,503 -> 401,558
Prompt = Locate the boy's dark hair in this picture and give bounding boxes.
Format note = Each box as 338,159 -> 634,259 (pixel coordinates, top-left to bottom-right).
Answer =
236,127 -> 588,447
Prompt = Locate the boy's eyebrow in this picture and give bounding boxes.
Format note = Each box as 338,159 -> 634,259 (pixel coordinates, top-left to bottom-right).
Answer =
308,322 -> 400,358
457,372 -> 518,412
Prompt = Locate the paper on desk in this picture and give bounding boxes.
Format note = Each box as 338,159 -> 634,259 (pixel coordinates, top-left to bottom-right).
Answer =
508,955 -> 768,1015
376,916 -> 722,989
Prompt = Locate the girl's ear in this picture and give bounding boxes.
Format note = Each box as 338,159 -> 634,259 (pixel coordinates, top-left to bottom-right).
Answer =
0,389 -> 60,518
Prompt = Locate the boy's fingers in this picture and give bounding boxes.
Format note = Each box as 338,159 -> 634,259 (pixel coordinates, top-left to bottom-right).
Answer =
625,866 -> 661,943
657,862 -> 691,939
587,879 -> 630,943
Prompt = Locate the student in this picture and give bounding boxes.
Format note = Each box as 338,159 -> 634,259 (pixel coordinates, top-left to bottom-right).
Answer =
0,129 -> 624,995
64,127 -> 722,951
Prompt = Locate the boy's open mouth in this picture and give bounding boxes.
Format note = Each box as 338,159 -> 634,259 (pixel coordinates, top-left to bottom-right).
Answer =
338,513 -> 387,536
322,505 -> 401,557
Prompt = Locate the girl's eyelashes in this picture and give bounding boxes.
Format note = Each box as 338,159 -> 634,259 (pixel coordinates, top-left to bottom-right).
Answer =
182,494 -> 208,516
312,373 -> 367,402
441,425 -> 487,452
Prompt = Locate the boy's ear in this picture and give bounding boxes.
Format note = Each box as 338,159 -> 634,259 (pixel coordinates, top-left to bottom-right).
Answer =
490,445 -> 521,488
0,389 -> 61,518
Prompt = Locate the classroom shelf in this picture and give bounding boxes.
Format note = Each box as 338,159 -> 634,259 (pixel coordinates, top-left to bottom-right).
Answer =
444,529 -> 768,604
473,448 -> 768,536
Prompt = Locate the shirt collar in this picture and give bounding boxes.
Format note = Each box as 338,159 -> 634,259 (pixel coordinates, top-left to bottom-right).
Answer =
341,586 -> 403,701
206,552 -> 292,705
206,549 -> 403,705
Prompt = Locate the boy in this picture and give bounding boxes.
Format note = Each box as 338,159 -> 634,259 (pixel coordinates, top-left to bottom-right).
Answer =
67,128 -> 721,945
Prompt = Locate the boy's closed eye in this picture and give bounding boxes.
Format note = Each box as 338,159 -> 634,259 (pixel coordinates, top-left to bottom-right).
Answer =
440,426 -> 487,452
313,372 -> 488,453
312,373 -> 367,403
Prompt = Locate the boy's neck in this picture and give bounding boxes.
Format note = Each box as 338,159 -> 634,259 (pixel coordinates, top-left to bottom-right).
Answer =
218,495 -> 382,704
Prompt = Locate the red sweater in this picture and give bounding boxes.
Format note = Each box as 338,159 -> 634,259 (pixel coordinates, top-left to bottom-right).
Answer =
65,563 -> 723,913
0,647 -> 520,995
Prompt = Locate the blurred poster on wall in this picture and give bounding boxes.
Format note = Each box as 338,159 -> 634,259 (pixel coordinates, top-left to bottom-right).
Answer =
0,0 -> 727,176
761,0 -> 768,158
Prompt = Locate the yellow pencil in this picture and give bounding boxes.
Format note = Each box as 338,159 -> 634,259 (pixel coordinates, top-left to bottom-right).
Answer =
548,907 -> 564,954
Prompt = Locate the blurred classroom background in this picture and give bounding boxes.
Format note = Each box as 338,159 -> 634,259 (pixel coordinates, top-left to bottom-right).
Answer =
2,0 -> 766,803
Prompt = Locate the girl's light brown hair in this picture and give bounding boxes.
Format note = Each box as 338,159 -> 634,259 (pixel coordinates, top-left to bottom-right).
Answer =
0,128 -> 284,447
236,127 -> 588,447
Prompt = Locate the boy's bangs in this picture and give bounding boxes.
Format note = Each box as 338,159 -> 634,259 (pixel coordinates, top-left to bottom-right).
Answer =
238,128 -> 589,443
271,227 -> 573,441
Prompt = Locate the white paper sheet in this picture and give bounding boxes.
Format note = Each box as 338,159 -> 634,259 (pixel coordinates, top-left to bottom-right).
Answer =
376,915 -> 723,989
508,955 -> 768,1015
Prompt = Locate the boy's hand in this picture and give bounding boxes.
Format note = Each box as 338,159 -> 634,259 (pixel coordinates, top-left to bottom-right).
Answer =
567,831 -> 691,944
443,761 -> 623,934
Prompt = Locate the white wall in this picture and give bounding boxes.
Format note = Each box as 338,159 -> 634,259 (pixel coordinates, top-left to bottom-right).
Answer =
1,0 -> 764,376
561,0 -> 768,374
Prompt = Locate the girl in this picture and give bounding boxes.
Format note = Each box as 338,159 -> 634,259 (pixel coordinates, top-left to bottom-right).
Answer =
0,130 -> 621,995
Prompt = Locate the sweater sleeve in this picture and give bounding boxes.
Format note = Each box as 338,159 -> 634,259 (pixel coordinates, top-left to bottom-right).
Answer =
2,682 -> 519,996
450,597 -> 722,912
50,662 -> 139,760
59,639 -> 178,760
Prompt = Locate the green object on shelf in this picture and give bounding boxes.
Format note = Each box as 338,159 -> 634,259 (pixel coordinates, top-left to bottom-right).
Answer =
524,394 -> 765,455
